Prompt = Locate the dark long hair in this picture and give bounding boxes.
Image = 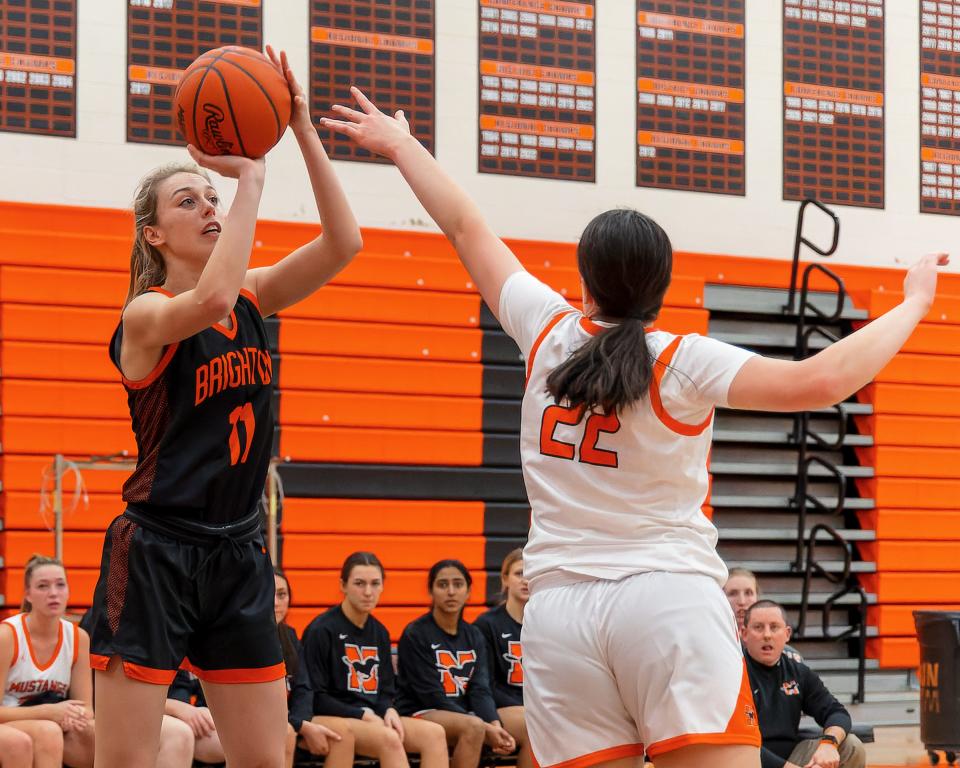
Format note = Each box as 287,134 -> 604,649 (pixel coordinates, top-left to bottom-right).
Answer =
546,208 -> 673,414
340,551 -> 385,584
274,567 -> 298,677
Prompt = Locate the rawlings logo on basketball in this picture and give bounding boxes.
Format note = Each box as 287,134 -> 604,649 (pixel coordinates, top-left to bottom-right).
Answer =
341,644 -> 380,694
504,640 -> 523,686
435,649 -> 476,696
176,104 -> 186,137
201,103 -> 234,153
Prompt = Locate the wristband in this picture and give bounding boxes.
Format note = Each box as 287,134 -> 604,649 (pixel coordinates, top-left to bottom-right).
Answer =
820,734 -> 839,747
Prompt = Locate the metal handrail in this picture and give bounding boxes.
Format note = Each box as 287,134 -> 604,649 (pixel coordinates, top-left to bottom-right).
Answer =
786,199 -> 841,314
785,199 -> 867,703
796,524 -> 869,703
792,455 -> 846,571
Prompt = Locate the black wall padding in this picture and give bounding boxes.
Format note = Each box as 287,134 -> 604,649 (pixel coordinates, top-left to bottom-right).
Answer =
482,399 -> 522,431
482,330 -> 523,365
481,365 -> 524,397
484,503 -> 530,536
482,434 -> 521,466
278,463 -> 527,501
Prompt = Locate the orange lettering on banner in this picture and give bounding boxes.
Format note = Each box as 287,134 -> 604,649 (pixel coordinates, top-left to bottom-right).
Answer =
480,0 -> 593,20
128,65 -> 183,86
481,60 -> 594,86
783,81 -> 883,107
637,12 -> 743,38
480,115 -> 594,140
638,77 -> 743,103
922,72 -> 960,91
311,27 -> 434,54
0,53 -> 75,75
922,146 -> 960,165
638,131 -> 744,156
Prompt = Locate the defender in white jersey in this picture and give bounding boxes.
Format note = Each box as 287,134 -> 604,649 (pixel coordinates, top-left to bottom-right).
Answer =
0,556 -> 95,767
325,88 -> 946,768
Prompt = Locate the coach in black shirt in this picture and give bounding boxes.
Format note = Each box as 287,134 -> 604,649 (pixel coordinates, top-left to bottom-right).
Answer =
742,600 -> 866,768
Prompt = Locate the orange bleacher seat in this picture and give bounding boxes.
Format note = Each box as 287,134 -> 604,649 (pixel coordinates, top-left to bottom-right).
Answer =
280,534 -> 486,571
280,426 -> 484,465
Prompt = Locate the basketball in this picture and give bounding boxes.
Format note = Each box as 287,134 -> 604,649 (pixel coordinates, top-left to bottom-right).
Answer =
174,45 -> 291,158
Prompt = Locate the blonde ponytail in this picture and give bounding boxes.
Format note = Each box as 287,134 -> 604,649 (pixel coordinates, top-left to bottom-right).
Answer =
125,162 -> 211,308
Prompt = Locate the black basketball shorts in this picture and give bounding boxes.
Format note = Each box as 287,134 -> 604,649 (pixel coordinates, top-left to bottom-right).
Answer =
87,511 -> 284,685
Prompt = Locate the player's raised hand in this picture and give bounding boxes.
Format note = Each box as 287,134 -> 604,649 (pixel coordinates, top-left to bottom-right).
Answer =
320,86 -> 412,159
265,45 -> 311,135
902,252 -> 949,313
187,144 -> 265,181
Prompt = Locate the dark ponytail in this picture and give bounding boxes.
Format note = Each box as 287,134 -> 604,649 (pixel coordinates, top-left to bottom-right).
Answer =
273,567 -> 298,677
546,208 -> 673,414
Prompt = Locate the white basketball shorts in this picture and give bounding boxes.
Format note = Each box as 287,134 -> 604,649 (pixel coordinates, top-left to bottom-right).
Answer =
522,571 -> 761,766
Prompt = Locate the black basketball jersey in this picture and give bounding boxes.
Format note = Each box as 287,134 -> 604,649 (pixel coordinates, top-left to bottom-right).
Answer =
473,604 -> 523,708
301,605 -> 396,718
110,288 -> 273,526
395,612 -> 499,722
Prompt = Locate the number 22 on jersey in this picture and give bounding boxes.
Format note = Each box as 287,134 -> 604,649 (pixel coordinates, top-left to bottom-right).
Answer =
539,404 -> 621,468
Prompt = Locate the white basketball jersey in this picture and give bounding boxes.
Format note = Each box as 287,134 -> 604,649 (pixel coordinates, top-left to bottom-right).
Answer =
2,613 -> 77,707
498,271 -> 755,592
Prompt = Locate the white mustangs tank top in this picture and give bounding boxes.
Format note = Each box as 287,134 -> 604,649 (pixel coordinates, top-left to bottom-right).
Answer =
2,613 -> 78,706
497,271 -> 755,592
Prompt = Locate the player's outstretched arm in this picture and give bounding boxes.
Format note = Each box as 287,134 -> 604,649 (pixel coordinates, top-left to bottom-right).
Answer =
322,87 -> 524,320
244,47 -> 363,317
728,253 -> 948,412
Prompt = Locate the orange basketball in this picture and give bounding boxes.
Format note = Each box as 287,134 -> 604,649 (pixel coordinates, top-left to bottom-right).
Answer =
174,46 -> 291,158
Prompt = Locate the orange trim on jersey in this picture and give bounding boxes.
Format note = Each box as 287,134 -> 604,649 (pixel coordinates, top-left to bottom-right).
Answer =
146,284 -> 241,338
578,316 -> 604,336
533,743 -> 645,768
1,621 -> 18,668
646,659 -> 761,757
238,288 -> 262,314
526,310 -> 575,383
122,340 -> 180,390
649,336 -> 713,436
89,653 -> 110,671
71,622 -> 79,667
213,308 -> 239,340
22,615 -> 64,672
190,662 -> 286,684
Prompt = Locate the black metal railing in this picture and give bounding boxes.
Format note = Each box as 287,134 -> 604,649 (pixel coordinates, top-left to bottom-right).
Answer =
786,198 -> 840,315
785,198 -> 868,704
796,524 -> 869,703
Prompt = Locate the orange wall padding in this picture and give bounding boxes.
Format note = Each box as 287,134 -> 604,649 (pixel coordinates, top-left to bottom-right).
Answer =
2,200 -> 956,656
853,293 -> 960,668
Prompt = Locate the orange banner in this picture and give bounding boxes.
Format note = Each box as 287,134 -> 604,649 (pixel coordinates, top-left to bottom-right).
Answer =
784,81 -> 883,107
208,0 -> 260,5
128,65 -> 183,85
481,115 -> 594,140
311,27 -> 434,54
482,60 -> 593,86
922,146 -> 960,164
0,52 -> 74,75
637,12 -> 743,38
922,72 -> 960,91
480,0 -> 593,18
637,77 -> 743,103
638,131 -> 744,155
